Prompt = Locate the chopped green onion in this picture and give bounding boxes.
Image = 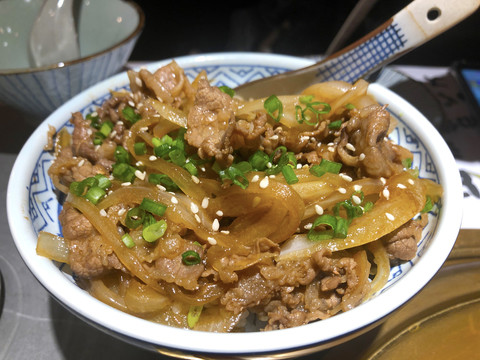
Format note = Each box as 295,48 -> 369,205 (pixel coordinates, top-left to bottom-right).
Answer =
295,96 -> 331,126
219,162 -> 252,189
122,106 -> 141,124
86,113 -> 100,129
154,143 -> 171,158
184,161 -> 198,176
264,95 -> 283,122
308,214 -> 336,240
345,103 -> 355,110
85,186 -> 106,204
139,197 -> 167,216
69,181 -> 85,196
94,174 -> 111,189
99,121 -> 114,137
134,142 -> 147,155
281,165 -> 299,184
125,207 -> 146,229
187,305 -> 203,329
114,146 -> 131,164
121,233 -> 135,248
328,120 -> 343,129
421,196 -> 433,213
112,163 -> 136,182
148,173 -> 180,192
93,132 -> 105,145
169,148 -> 186,166
181,250 -> 201,266
249,150 -> 269,171
142,220 -> 167,242
402,158 -> 413,169
309,159 -> 342,177
143,212 -> 156,227
219,85 -> 235,98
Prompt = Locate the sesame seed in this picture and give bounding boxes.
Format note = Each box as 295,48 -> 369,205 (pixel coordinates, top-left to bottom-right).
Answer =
352,195 -> 362,205
149,155 -> 157,161
339,173 -> 353,182
315,204 -> 324,215
156,184 -> 166,191
216,210 -> 223,217
346,143 -> 356,152
220,230 -> 230,234
212,218 -> 220,231
408,179 -> 415,185
77,159 -> 85,167
269,174 -> 276,179
251,174 -> 260,183
135,170 -> 146,181
190,202 -> 199,214
153,114 -> 161,118
383,188 -> 390,200
300,135 -> 310,142
109,130 -> 117,138
269,135 -> 279,140
171,196 -> 178,204
296,164 -> 302,169
266,162 -> 273,169
135,161 -> 144,167
118,208 -> 126,216
260,176 -> 269,189
135,78 -> 142,87
327,142 -> 334,146
128,100 -> 135,107
191,175 -> 200,184
397,183 -> 407,189
121,182 -> 131,187
304,223 -> 313,230
359,153 -> 366,161
338,187 -> 347,194
207,237 -> 217,245
200,166 -> 206,172
139,126 -> 149,132
91,111 -> 98,117
100,209 -> 107,217
328,146 -> 335,153
386,212 -> 395,221
353,184 -> 363,192
137,102 -> 144,108
117,121 -> 124,126
194,214 -> 201,223
201,197 -> 209,209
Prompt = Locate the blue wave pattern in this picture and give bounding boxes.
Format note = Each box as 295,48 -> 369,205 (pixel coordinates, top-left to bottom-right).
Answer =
27,63 -> 440,294
316,22 -> 406,82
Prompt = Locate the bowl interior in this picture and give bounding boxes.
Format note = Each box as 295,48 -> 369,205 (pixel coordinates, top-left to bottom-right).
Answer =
0,0 -> 140,71
7,53 -> 463,355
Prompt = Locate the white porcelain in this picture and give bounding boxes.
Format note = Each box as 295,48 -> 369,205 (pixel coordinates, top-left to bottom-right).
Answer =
6,53 -> 463,359
0,0 -> 144,120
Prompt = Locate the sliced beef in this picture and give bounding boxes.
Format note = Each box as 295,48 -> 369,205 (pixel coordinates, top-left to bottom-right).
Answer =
70,112 -> 116,166
137,61 -> 195,108
383,215 -> 428,260
59,203 -> 124,278
152,235 -> 205,291
337,105 -> 410,178
186,79 -> 236,165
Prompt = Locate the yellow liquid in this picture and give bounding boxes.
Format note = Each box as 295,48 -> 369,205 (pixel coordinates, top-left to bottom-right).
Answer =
369,298 -> 480,360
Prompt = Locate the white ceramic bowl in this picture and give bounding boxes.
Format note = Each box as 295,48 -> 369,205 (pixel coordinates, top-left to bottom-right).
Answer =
7,53 -> 463,359
0,0 -> 144,121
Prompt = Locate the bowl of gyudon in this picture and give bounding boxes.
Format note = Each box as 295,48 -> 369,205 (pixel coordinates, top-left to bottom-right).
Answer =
7,53 -> 462,358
